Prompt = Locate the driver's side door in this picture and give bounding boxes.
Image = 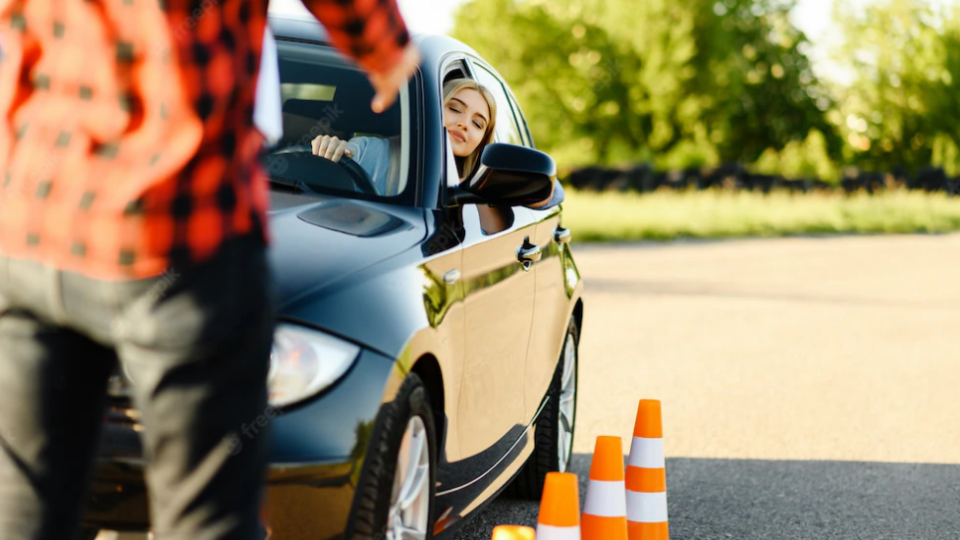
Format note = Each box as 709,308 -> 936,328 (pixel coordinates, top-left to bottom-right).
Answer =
457,203 -> 538,462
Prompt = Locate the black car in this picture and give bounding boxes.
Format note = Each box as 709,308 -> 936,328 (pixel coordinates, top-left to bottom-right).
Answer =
83,15 -> 584,540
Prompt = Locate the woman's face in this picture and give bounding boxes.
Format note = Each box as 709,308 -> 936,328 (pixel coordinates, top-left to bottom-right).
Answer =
443,88 -> 490,157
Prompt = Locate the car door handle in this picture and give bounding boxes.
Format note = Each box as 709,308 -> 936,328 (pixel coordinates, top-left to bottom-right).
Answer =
516,241 -> 542,269
443,269 -> 460,285
554,226 -> 571,244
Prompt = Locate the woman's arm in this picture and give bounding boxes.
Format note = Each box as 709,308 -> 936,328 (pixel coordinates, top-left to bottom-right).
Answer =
310,135 -> 392,195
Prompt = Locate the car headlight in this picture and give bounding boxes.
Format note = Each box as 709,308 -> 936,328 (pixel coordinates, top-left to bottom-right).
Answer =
268,323 -> 361,407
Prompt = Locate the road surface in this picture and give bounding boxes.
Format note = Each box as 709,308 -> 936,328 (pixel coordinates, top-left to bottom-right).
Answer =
454,233 -> 960,539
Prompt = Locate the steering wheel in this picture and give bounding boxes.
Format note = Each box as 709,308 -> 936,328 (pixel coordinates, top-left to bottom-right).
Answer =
271,145 -> 378,195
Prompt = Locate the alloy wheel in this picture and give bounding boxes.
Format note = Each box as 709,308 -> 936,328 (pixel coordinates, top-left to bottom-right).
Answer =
557,332 -> 577,473
387,416 -> 431,540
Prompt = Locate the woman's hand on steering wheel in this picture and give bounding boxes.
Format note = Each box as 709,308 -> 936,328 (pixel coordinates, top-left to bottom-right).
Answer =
311,135 -> 354,162
306,135 -> 378,195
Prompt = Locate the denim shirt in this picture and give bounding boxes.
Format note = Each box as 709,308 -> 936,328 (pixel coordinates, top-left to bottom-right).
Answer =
346,137 -> 394,196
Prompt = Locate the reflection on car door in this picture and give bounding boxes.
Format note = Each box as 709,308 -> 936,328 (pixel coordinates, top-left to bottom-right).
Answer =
477,64 -> 570,425
457,204 -> 538,463
524,205 -> 570,423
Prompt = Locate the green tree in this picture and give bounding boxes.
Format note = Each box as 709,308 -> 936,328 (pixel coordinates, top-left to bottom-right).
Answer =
753,128 -> 840,182
451,0 -> 835,171
691,0 -> 841,163
832,0 -> 960,172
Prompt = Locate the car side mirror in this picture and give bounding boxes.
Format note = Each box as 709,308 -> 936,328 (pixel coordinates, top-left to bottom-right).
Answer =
447,143 -> 556,207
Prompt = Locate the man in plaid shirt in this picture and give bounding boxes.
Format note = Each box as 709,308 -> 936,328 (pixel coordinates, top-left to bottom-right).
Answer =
0,0 -> 419,538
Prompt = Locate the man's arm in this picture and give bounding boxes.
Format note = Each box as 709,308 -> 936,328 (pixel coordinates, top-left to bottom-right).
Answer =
301,0 -> 421,112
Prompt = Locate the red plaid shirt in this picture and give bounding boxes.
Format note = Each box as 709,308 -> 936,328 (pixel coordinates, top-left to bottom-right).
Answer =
0,0 -> 409,279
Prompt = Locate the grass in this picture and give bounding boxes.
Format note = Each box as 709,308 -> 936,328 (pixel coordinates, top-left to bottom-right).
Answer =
561,188 -> 960,242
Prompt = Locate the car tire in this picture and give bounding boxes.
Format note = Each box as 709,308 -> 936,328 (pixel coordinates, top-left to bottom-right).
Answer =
351,373 -> 437,540
507,317 -> 579,500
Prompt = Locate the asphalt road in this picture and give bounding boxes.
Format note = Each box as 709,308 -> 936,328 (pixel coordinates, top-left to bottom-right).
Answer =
453,234 -> 960,540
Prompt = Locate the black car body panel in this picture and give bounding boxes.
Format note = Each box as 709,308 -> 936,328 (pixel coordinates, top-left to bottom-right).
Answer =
87,348 -> 395,539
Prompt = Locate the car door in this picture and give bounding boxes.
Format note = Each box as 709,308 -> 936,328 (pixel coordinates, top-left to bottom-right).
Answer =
456,63 -> 539,462
525,201 -> 571,424
457,202 -> 539,460
498,77 -> 572,425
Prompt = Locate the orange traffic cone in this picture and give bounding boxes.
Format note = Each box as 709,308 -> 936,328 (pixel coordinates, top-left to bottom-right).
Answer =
626,400 -> 669,540
492,525 -> 536,540
581,436 -> 628,540
536,472 -> 581,540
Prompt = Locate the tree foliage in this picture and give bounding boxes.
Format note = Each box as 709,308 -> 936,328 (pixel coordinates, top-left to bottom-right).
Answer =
451,0 -> 960,178
451,0 -> 836,171
832,0 -> 960,174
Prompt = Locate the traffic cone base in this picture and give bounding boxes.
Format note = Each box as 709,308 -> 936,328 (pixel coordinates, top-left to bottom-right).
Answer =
536,524 -> 581,540
581,514 -> 628,540
628,521 -> 669,540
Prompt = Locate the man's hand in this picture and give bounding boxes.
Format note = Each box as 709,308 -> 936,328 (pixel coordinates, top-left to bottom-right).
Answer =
369,43 -> 421,114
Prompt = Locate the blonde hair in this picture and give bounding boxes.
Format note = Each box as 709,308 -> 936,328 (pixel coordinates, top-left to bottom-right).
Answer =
443,78 -> 497,180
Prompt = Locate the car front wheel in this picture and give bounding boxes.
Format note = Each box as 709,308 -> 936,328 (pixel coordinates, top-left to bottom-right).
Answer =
508,317 -> 579,499
351,373 -> 436,540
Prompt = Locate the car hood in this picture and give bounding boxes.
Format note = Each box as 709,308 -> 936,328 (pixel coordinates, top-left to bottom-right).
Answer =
267,191 -> 425,308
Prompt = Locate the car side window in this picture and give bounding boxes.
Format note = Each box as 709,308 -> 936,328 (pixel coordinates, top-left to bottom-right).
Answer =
462,203 -> 537,241
467,65 -> 541,234
472,65 -> 524,146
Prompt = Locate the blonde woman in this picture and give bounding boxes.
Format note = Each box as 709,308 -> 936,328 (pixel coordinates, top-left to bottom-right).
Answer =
311,78 -> 563,216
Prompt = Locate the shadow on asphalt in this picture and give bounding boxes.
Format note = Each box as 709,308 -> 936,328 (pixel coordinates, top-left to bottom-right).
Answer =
452,454 -> 960,540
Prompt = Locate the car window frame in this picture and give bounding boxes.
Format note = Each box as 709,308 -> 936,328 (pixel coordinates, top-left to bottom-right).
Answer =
467,62 -> 525,147
461,56 -> 540,233
469,57 -> 559,221
437,55 -> 475,205
468,59 -> 534,149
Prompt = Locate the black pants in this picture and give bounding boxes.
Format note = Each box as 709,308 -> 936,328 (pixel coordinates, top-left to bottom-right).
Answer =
0,236 -> 276,540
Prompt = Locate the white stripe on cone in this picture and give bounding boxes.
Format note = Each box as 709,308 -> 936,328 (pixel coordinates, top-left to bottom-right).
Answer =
583,480 -> 627,517
627,437 -> 664,469
536,524 -> 582,540
626,491 -> 668,523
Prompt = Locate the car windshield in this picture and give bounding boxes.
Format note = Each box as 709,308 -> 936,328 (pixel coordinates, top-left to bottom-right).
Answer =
264,40 -> 414,205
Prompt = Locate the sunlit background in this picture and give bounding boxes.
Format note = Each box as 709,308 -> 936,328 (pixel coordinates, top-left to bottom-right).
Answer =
268,0 -> 960,241
269,0 -> 942,83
